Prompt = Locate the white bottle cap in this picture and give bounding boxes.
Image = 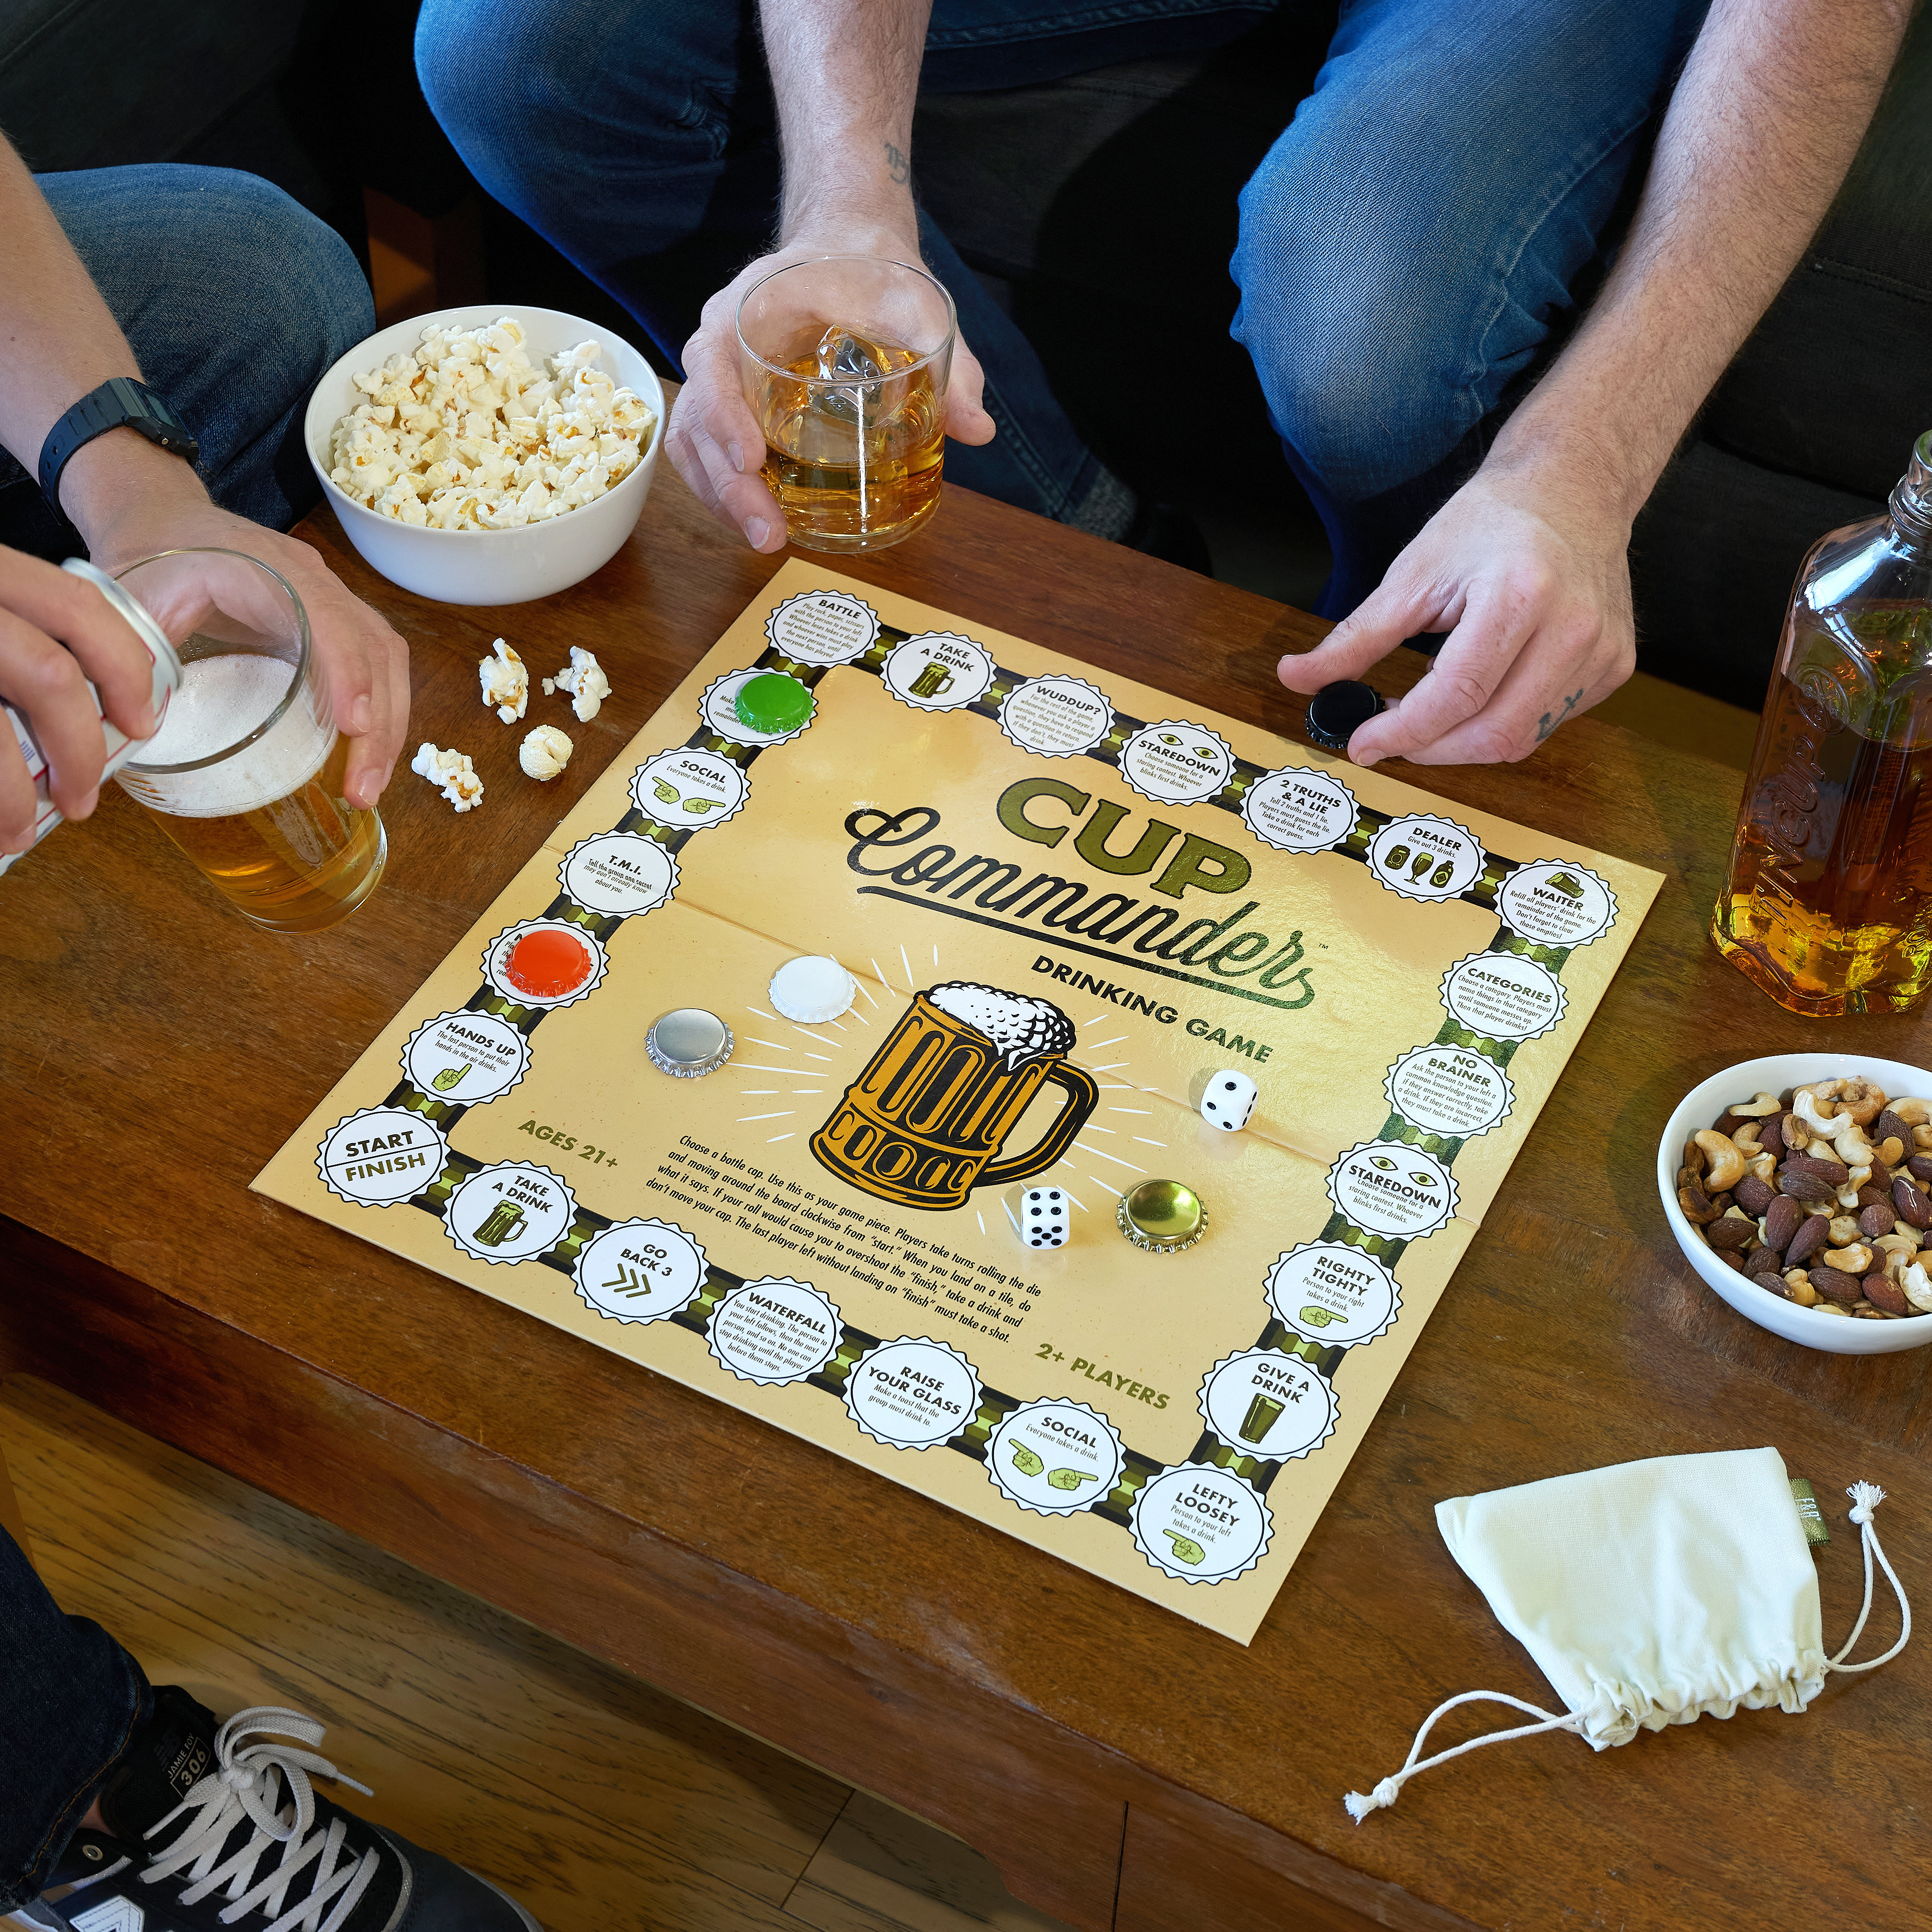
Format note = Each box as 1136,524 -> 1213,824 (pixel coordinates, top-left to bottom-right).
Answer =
769,954 -> 856,1024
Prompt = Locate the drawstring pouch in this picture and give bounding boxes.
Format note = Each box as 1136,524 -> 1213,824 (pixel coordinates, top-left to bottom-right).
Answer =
1345,1446 -> 1910,1820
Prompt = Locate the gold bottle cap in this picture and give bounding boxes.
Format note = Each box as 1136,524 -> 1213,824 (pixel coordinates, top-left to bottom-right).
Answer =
1117,1179 -> 1206,1253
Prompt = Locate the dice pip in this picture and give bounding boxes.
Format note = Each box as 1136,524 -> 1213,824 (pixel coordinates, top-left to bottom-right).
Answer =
1013,1185 -> 1070,1248
1201,1069 -> 1257,1132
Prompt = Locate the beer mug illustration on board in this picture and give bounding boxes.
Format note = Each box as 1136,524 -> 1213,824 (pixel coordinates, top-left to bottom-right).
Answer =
812,981 -> 1099,1210
474,1200 -> 528,1247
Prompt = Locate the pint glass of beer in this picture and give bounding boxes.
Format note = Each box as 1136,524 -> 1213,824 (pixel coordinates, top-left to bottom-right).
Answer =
738,256 -> 955,553
114,549 -> 386,933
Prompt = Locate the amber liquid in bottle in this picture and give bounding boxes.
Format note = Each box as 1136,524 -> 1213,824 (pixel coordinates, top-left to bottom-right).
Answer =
1712,612 -> 1932,1015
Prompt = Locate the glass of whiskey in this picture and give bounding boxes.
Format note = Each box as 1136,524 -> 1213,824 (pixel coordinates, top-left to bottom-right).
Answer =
737,256 -> 956,553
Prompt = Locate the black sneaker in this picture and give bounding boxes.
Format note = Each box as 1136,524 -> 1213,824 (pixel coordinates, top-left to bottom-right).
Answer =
34,1686 -> 542,1932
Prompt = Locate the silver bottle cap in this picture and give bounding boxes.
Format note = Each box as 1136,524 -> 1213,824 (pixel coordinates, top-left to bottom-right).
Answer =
647,1008 -> 733,1077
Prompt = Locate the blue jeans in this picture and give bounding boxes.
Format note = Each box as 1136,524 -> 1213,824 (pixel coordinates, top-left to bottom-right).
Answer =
0,164 -> 375,559
416,0 -> 1705,604
0,1525 -> 150,1910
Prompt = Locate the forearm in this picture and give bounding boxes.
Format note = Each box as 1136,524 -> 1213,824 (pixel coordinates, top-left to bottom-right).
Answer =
1492,0 -> 1912,521
761,0 -> 931,245
0,137 -> 210,538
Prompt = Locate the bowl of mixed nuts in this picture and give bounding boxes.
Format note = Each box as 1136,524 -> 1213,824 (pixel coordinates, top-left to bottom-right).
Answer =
1657,1055 -> 1932,1354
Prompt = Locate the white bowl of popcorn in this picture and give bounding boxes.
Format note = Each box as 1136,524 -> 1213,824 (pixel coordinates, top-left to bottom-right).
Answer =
305,305 -> 663,605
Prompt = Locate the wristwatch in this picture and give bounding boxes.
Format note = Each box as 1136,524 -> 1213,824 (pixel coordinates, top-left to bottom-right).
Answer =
37,377 -> 200,517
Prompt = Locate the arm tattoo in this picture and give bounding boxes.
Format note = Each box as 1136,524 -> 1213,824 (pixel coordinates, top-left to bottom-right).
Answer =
884,140 -> 910,184
1535,688 -> 1585,742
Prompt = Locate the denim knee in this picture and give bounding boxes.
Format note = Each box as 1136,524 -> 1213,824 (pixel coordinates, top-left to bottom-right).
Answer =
1229,137 -> 1493,508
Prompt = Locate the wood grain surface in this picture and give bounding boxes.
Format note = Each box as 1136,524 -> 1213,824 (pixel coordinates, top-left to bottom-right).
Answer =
2,449 -> 1926,1932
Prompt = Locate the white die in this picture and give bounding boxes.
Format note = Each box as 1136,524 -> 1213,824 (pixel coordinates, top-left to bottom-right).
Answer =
1014,1185 -> 1070,1248
1201,1069 -> 1257,1132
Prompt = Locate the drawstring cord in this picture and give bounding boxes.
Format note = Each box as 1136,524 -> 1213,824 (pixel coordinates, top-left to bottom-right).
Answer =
1823,1483 -> 1910,1673
1344,1480 -> 1910,1823
1342,1692 -> 1584,1821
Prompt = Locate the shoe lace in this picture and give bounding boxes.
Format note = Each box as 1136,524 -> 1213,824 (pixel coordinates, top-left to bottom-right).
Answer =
136,1709 -> 384,1932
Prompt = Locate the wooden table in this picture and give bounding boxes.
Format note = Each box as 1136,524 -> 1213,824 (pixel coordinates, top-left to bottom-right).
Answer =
3,469 -> 1925,1932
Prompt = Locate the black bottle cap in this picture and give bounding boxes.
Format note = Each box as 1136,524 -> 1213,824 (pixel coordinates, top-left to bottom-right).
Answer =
1304,679 -> 1385,752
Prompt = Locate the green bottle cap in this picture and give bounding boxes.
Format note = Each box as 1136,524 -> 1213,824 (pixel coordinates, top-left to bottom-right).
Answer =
735,671 -> 813,735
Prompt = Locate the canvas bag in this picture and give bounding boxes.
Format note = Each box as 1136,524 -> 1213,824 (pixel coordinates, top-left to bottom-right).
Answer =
1345,1446 -> 1910,1819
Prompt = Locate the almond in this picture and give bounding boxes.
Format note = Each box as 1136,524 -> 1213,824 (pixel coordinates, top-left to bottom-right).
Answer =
1785,1214 -> 1831,1267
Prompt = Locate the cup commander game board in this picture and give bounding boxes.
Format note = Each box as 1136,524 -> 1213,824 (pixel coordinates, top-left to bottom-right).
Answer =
256,561 -> 1662,1643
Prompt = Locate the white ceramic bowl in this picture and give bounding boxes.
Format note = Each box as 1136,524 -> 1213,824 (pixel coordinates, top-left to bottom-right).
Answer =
304,304 -> 663,605
1657,1053 -> 1932,1354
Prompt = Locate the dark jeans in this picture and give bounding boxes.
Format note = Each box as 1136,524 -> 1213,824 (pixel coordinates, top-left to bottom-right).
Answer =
0,1525 -> 150,1910
0,162 -> 371,1909
415,0 -> 1708,607
0,163 -> 375,559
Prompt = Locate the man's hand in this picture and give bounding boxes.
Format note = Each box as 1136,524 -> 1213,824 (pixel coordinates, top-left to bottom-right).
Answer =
71,438 -> 410,811
0,545 -> 158,851
1277,467 -> 1635,766
667,234 -> 994,552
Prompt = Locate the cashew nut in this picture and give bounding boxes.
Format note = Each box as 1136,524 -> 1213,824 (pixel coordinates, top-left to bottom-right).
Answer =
1825,1242 -> 1875,1277
1876,1225 -> 1923,1257
1747,1151 -> 1776,1184
1732,1121 -> 1763,1152
1793,1090 -> 1844,1135
1903,1261 -> 1932,1313
1782,1270 -> 1820,1306
1878,1135 -> 1905,1167
1837,1079 -> 1886,1126
1916,1125 -> 1932,1151
1891,1098 -> 1931,1127
1694,1129 -> 1747,1192
1814,1301 -> 1851,1317
1729,1091 -> 1782,1118
1782,1115 -> 1813,1151
1828,1214 -> 1863,1247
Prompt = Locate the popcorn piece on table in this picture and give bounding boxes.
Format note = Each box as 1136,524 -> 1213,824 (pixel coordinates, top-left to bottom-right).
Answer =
543,646 -> 610,721
410,742 -> 484,813
326,316 -> 656,529
478,638 -> 528,722
519,725 -> 573,781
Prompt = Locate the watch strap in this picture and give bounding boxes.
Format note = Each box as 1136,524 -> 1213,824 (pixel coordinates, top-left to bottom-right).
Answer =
37,377 -> 200,515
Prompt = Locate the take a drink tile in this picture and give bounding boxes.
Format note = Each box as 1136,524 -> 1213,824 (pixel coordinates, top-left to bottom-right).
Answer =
881,632 -> 994,710
445,1162 -> 576,1265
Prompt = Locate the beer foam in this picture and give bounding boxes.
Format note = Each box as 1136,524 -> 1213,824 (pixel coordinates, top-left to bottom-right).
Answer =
133,652 -> 332,817
927,981 -> 1075,1070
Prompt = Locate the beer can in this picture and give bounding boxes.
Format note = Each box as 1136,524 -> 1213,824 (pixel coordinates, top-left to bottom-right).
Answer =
0,558 -> 182,877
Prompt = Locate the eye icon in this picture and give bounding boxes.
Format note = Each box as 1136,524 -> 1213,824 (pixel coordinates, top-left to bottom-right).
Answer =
1411,1172 -> 1438,1187
1369,1155 -> 1396,1171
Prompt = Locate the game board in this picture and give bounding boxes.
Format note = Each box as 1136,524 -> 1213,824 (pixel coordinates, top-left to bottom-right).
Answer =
255,561 -> 1663,1642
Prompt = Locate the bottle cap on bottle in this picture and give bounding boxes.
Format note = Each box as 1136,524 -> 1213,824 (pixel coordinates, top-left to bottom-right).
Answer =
735,671 -> 813,735
1304,679 -> 1385,752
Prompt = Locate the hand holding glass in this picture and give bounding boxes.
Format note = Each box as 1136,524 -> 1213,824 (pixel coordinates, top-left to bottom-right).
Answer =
737,257 -> 955,553
115,549 -> 386,932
